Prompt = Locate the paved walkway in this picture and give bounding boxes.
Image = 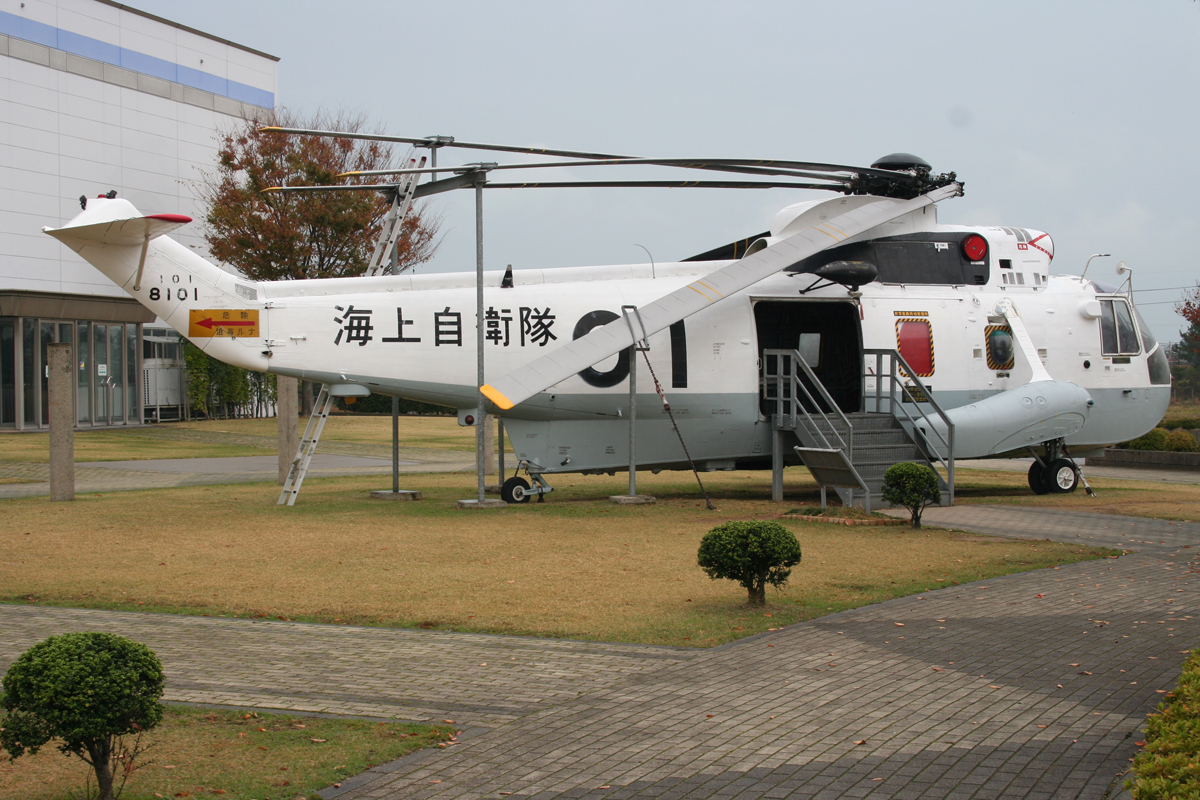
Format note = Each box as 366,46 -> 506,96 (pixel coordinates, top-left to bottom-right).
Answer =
1,506 -> 1196,799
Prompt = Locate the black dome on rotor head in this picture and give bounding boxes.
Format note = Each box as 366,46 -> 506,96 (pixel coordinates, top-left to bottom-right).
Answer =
871,153 -> 932,172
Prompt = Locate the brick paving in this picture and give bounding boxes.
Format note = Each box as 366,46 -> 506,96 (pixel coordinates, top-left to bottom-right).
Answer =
1,506 -> 1196,799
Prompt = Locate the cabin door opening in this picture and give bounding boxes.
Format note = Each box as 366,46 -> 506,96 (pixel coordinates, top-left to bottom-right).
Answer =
754,301 -> 862,417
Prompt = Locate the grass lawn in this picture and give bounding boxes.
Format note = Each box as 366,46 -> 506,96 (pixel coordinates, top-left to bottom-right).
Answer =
1161,400 -> 1200,428
171,415 -> 481,451
0,469 -> 1115,647
0,415 -> 484,462
0,706 -> 452,800
952,467 -> 1200,521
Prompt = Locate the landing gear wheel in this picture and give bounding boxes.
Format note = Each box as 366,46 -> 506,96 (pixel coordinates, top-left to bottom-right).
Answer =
501,476 -> 532,504
1047,458 -> 1079,494
1028,462 -> 1049,495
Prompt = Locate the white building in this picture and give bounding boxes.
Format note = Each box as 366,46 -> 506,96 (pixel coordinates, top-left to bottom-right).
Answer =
0,0 -> 277,429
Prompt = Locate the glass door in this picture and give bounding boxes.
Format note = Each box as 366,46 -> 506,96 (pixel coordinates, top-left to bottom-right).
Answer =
109,323 -> 124,424
94,323 -> 109,424
77,322 -> 91,425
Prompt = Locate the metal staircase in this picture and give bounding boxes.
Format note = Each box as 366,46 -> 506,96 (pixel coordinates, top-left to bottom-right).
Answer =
762,349 -> 955,507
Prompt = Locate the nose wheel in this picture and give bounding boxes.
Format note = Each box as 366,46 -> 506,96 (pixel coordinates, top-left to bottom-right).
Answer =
1045,458 -> 1079,493
501,476 -> 531,504
500,463 -> 554,504
1027,456 -> 1081,494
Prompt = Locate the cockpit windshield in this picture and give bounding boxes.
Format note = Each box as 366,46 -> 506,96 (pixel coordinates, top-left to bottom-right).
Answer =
1100,298 -> 1140,355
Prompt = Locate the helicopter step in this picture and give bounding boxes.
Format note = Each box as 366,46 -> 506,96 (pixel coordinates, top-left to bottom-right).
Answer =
764,348 -> 953,508
789,413 -> 949,506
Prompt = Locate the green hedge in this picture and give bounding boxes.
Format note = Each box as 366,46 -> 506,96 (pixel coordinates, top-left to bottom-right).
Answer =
1128,649 -> 1200,798
1123,428 -> 1199,452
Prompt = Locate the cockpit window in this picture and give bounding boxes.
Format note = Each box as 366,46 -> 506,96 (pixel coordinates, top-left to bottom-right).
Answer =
1100,299 -> 1140,355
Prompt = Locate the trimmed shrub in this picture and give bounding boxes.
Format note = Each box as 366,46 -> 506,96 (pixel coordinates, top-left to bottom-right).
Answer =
697,521 -> 801,606
1128,649 -> 1200,798
1127,428 -> 1170,451
1,633 -> 165,800
1165,430 -> 1199,453
881,462 -> 941,529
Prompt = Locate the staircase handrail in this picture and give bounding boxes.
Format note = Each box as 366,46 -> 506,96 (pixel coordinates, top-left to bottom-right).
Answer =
862,349 -> 955,501
762,349 -> 853,455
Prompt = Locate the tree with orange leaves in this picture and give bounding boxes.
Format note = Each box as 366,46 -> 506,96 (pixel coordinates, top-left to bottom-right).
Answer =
199,109 -> 439,282
1177,285 -> 1200,369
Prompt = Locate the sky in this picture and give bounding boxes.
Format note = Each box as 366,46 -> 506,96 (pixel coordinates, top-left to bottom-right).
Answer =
139,0 -> 1200,344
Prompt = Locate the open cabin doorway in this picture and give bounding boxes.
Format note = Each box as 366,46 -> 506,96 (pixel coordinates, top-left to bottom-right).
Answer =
754,300 -> 862,417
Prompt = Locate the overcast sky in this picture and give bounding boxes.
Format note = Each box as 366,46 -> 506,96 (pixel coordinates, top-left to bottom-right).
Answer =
139,0 -> 1200,343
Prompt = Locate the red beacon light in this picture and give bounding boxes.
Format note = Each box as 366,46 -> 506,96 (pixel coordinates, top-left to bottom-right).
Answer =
962,234 -> 988,262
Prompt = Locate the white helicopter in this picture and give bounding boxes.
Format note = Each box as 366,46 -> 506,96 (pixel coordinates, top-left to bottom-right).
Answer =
43,133 -> 1170,507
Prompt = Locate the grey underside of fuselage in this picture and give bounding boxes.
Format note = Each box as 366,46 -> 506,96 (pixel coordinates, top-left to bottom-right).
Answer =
289,367 -> 1170,475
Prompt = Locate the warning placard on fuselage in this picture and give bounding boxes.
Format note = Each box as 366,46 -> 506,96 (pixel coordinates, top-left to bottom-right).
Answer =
189,309 -> 260,338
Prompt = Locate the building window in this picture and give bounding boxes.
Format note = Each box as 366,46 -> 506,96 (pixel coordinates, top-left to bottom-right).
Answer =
0,319 -> 14,426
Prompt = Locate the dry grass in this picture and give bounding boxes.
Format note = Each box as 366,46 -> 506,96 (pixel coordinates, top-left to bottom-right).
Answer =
0,469 -> 1112,647
0,706 -> 451,800
0,429 -> 265,462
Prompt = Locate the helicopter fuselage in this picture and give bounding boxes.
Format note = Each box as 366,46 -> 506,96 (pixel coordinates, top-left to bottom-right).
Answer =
47,197 -> 1170,478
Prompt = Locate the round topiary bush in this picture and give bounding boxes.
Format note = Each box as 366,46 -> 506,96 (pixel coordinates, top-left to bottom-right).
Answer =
1126,428 -> 1170,451
1,632 -> 165,800
881,462 -> 941,529
1166,429 -> 1199,453
697,520 -> 801,606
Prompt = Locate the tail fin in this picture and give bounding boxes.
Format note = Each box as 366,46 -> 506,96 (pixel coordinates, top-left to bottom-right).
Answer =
45,197 -> 268,370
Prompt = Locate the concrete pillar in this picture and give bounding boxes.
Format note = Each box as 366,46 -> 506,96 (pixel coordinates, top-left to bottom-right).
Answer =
277,375 -> 299,485
48,343 -> 74,502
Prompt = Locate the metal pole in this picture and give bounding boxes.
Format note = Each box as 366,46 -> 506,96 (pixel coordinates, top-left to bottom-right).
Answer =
392,395 -> 400,494
628,345 -> 637,496
390,227 -> 401,493
498,418 -> 506,479
476,183 -> 486,503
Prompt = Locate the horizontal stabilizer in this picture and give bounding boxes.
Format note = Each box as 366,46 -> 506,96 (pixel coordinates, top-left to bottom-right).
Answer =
45,212 -> 192,248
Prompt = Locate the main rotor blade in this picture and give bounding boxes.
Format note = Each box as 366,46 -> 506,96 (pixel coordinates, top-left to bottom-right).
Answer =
263,177 -> 846,197
259,127 -> 628,161
260,184 -> 384,194
343,157 -> 857,184
262,127 -> 918,182
483,180 -> 843,191
481,183 -> 963,411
